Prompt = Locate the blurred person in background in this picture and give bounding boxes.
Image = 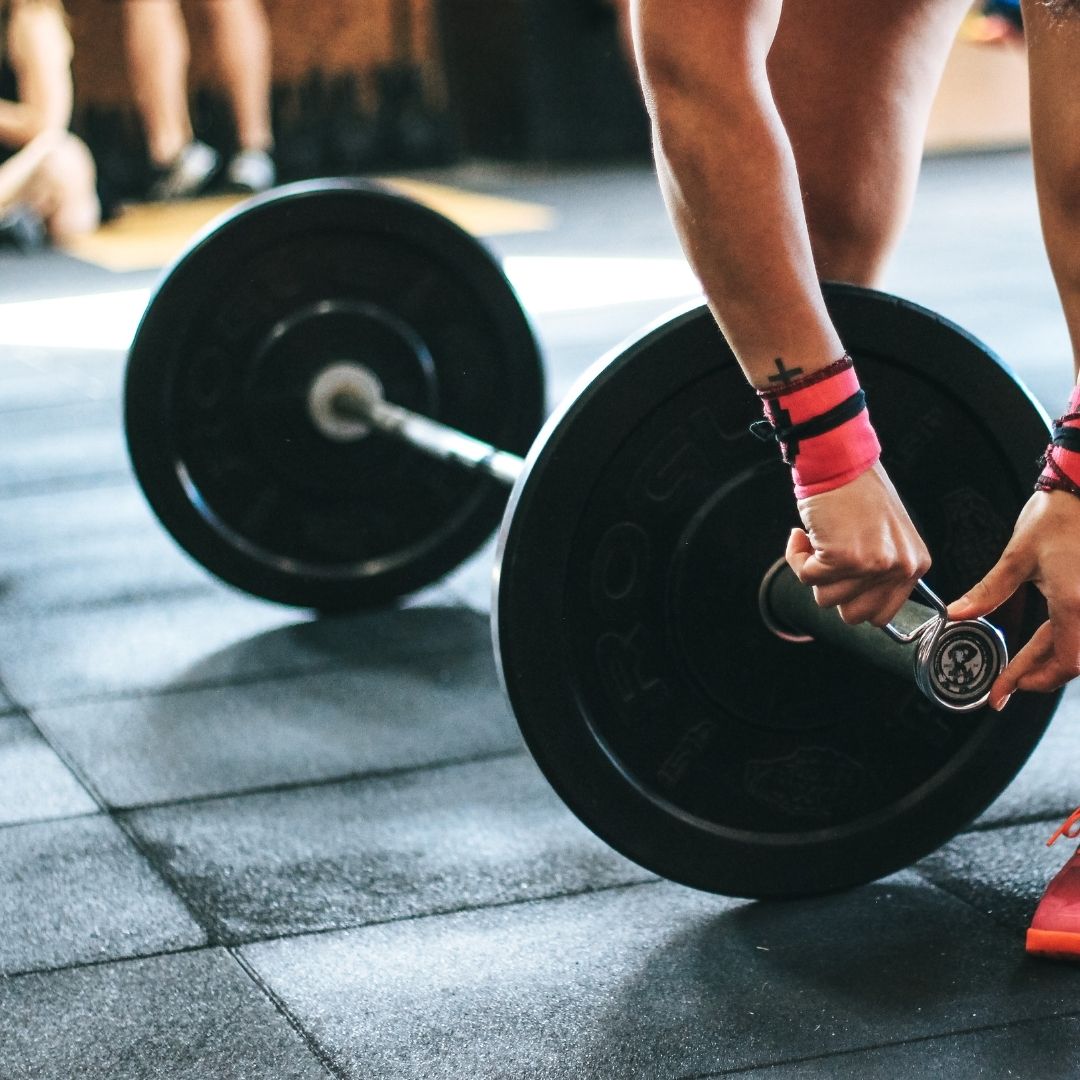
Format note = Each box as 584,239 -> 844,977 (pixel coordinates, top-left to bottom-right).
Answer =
116,0 -> 275,199
0,0 -> 99,246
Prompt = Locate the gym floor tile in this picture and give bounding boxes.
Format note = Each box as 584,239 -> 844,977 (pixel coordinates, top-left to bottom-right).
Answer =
0,483 -> 152,555
0,360 -> 112,414
0,524 -> 212,619
0,593 -> 307,706
476,162 -> 683,261
0,398 -> 129,496
722,1014 -> 1080,1078
0,597 -> 489,707
441,539 -> 496,613
240,874 -> 1080,1080
0,814 -> 205,976
0,948 -> 331,1080
34,650 -> 520,807
916,818 -> 1075,931
975,686 -> 1080,828
0,713 -> 96,824
0,246 -> 141,302
124,754 -> 654,944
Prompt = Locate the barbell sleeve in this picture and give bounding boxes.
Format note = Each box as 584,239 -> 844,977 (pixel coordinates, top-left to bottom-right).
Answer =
759,559 -> 1007,713
328,381 -> 525,487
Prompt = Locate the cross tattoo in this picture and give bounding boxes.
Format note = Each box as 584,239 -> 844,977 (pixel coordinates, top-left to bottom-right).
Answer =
767,357 -> 804,385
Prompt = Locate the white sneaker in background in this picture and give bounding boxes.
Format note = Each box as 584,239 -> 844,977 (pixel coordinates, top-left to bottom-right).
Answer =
224,149 -> 277,194
148,140 -> 220,201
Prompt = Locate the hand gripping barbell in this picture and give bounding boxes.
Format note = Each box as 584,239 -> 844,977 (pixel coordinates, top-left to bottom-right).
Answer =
125,178 -> 1060,898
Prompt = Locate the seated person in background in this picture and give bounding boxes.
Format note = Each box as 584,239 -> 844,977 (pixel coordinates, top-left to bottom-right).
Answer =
116,0 -> 275,199
0,0 -> 99,244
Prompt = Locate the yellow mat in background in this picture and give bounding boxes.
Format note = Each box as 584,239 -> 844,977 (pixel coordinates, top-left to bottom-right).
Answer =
62,194 -> 247,273
61,178 -> 556,273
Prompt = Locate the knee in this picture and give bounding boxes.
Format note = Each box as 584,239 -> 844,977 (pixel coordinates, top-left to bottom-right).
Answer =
799,166 -> 904,286
804,197 -> 889,285
39,135 -> 100,240
636,2 -> 772,166
636,2 -> 768,108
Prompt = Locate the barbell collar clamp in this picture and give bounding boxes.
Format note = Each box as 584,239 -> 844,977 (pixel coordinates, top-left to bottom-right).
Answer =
759,559 -> 1008,713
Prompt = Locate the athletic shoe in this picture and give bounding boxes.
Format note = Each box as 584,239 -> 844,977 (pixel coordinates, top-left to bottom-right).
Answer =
223,148 -> 276,194
148,140 -> 220,201
1026,807 -> 1080,959
0,204 -> 47,250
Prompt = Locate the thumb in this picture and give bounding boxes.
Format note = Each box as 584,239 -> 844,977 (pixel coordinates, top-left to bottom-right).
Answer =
947,550 -> 1030,620
785,527 -> 814,573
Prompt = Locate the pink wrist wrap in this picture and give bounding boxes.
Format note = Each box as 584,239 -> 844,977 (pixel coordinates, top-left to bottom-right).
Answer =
1036,384 -> 1080,499
753,354 -> 881,499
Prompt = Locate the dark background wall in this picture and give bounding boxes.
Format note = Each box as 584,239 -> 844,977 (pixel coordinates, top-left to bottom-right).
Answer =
65,0 -> 647,198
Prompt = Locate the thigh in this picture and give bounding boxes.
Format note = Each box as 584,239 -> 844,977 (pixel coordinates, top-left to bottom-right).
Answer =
769,0 -> 972,283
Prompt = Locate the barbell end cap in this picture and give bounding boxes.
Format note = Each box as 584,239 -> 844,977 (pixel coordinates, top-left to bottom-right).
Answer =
916,618 -> 1009,714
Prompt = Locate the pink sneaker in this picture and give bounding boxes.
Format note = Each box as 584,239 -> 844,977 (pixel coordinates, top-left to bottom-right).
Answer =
1026,808 -> 1080,960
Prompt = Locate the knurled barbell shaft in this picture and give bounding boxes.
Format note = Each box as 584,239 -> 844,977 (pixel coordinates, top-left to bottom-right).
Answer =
332,389 -> 525,486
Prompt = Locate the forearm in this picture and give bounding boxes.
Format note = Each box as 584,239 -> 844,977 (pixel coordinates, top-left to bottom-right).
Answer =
0,128 -> 60,205
0,97 -> 55,149
1022,1 -> 1080,379
0,2 -> 74,151
636,4 -> 844,388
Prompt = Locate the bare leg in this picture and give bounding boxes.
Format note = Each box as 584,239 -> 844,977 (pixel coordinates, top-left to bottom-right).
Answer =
633,0 -> 936,629
31,134 -> 101,240
634,0 -> 844,380
200,0 -> 274,151
120,0 -> 194,167
0,130 -> 60,206
770,0 -> 972,286
0,131 -> 99,240
1021,0 -> 1080,375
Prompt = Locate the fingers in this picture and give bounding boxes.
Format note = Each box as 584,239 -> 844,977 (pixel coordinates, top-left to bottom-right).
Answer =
786,466 -> 930,626
989,621 -> 1054,711
784,528 -> 813,576
988,612 -> 1080,711
786,538 -> 926,626
947,547 -> 1032,621
805,578 -> 915,628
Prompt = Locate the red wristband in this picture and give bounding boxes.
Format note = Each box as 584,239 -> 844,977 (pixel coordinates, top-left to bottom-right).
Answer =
755,355 -> 881,499
1036,385 -> 1080,499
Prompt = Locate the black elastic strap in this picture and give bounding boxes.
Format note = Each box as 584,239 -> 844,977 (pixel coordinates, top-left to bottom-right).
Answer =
1052,424 -> 1080,454
750,390 -> 867,464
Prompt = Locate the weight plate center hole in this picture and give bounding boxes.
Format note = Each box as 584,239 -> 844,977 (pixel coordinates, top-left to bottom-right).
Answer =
308,362 -> 386,443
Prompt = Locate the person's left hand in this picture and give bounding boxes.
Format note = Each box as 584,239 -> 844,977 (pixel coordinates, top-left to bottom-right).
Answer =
947,489 -> 1080,710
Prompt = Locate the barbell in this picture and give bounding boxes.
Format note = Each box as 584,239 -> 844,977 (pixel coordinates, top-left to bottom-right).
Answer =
125,178 -> 1061,898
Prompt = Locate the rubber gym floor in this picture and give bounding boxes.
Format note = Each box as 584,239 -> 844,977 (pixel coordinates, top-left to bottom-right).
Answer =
2,153 -> 1079,1078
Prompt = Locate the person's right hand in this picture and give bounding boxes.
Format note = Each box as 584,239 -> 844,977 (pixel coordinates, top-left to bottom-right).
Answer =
947,489 -> 1080,710
785,462 -> 932,627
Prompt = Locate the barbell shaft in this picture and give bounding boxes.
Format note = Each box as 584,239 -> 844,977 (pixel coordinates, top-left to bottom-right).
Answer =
761,559 -> 1007,713
331,388 -> 525,486
762,560 -> 935,682
329,368 -> 1004,711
